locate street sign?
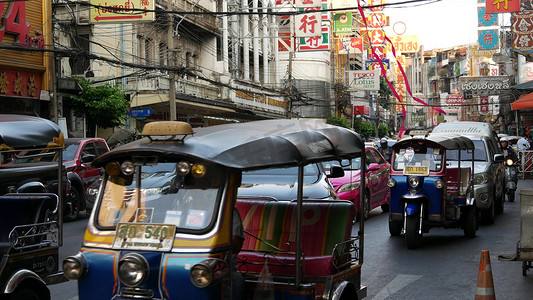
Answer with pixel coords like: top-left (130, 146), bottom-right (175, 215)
top-left (129, 108), bottom-right (153, 118)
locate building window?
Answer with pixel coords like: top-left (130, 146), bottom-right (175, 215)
top-left (145, 39), bottom-right (153, 65)
top-left (69, 34), bottom-right (90, 75)
top-left (159, 42), bottom-right (168, 66)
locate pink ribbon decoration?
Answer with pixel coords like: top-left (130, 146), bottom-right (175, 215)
top-left (356, 0), bottom-right (444, 136)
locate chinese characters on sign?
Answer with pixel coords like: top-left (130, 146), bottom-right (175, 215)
top-left (295, 11), bottom-right (322, 37)
top-left (511, 12), bottom-right (533, 53)
top-left (478, 29), bottom-right (499, 50)
top-left (0, 70), bottom-right (42, 99)
top-left (479, 96), bottom-right (489, 115)
top-left (486, 0), bottom-right (520, 14)
top-left (478, 6), bottom-right (498, 27)
top-left (90, 0), bottom-right (155, 23)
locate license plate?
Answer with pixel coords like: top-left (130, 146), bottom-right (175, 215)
top-left (403, 166), bottom-right (429, 176)
top-left (112, 223), bottom-right (176, 251)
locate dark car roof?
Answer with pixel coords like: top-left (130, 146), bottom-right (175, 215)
top-left (0, 114), bottom-right (63, 150)
top-left (93, 119), bottom-right (365, 171)
top-left (394, 134), bottom-right (475, 151)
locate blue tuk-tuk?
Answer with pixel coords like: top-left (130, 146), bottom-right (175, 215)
top-left (387, 133), bottom-right (477, 249)
top-left (62, 119), bottom-right (368, 299)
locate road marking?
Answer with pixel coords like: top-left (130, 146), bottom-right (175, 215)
top-left (372, 274), bottom-right (422, 300)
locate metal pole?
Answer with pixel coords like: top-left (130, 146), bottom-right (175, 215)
top-left (295, 165), bottom-right (304, 287)
top-left (168, 0), bottom-right (176, 121)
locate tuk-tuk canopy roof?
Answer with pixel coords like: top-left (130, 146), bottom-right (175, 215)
top-left (94, 119), bottom-right (365, 170)
top-left (393, 134), bottom-right (475, 151)
top-left (0, 114), bottom-right (64, 150)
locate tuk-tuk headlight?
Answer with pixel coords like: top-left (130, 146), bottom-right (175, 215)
top-left (337, 181), bottom-right (361, 193)
top-left (191, 163), bottom-right (206, 178)
top-left (434, 179), bottom-right (444, 189)
top-left (177, 161), bottom-right (191, 176)
top-left (105, 162), bottom-right (121, 176)
top-left (506, 159), bottom-right (513, 166)
top-left (408, 176), bottom-right (420, 188)
top-left (474, 173), bottom-right (489, 185)
top-left (387, 178), bottom-right (396, 188)
top-left (62, 253), bottom-right (87, 280)
top-left (190, 259), bottom-right (228, 288)
top-left (190, 264), bottom-right (212, 288)
top-left (121, 160), bottom-right (135, 176)
top-left (118, 253), bottom-right (149, 287)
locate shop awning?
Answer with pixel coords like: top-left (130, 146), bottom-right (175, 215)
top-left (511, 92), bottom-right (533, 110)
top-left (511, 80), bottom-right (533, 90)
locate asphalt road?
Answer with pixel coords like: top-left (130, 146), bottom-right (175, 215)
top-left (50, 180), bottom-right (533, 299)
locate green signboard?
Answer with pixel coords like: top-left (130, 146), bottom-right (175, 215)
top-left (334, 13), bottom-right (353, 35)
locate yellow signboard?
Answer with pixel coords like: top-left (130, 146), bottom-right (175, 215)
top-left (386, 35), bottom-right (419, 53)
top-left (90, 0), bottom-right (155, 23)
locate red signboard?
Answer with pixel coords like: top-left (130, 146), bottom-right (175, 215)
top-left (353, 105), bottom-right (369, 115)
top-left (0, 69), bottom-right (42, 99)
top-left (479, 96), bottom-right (489, 115)
top-left (486, 0), bottom-right (520, 14)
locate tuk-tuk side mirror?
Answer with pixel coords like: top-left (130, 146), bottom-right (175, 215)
top-left (368, 163), bottom-right (379, 171)
top-left (327, 165), bottom-right (345, 178)
top-left (493, 153), bottom-right (504, 163)
top-left (81, 153), bottom-right (96, 164)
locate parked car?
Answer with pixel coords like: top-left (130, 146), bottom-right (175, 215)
top-left (62, 138), bottom-right (110, 220)
top-left (323, 146), bottom-right (391, 220)
top-left (238, 163), bottom-right (342, 201)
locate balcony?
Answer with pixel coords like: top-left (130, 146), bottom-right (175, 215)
top-left (160, 0), bottom-right (219, 35)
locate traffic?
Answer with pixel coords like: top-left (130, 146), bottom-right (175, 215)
top-left (0, 116), bottom-right (531, 299)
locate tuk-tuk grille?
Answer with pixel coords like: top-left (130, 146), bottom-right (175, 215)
top-left (120, 287), bottom-right (154, 299)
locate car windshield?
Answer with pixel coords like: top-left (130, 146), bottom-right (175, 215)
top-left (63, 143), bottom-right (80, 161)
top-left (96, 162), bottom-right (222, 232)
top-left (446, 140), bottom-right (487, 162)
top-left (11, 149), bottom-right (56, 163)
top-left (323, 158), bottom-right (361, 170)
top-left (242, 164), bottom-right (321, 185)
top-left (393, 146), bottom-right (443, 172)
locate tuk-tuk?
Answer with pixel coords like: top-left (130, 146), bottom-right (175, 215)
top-left (387, 132), bottom-right (477, 249)
top-left (0, 115), bottom-right (67, 299)
top-left (62, 119), bottom-right (368, 299)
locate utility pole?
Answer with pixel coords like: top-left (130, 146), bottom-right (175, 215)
top-left (168, 0), bottom-right (176, 121)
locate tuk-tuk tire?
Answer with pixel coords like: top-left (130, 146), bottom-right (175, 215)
top-left (405, 215), bottom-right (422, 249)
top-left (495, 189), bottom-right (504, 215)
top-left (381, 203), bottom-right (390, 212)
top-left (331, 280), bottom-right (358, 300)
top-left (463, 206), bottom-right (477, 238)
top-left (389, 220), bottom-right (402, 236)
top-left (65, 185), bottom-right (81, 222)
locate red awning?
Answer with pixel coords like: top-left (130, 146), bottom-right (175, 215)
top-left (512, 92), bottom-right (533, 110)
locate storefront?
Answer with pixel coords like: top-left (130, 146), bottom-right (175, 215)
top-left (0, 0), bottom-right (53, 117)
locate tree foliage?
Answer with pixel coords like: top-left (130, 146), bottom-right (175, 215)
top-left (326, 115), bottom-right (351, 129)
top-left (378, 77), bottom-right (392, 110)
top-left (70, 78), bottom-right (130, 129)
top-left (353, 118), bottom-right (375, 139)
top-left (378, 123), bottom-right (389, 137)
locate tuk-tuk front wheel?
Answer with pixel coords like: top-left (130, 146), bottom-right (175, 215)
top-left (7, 288), bottom-right (42, 300)
top-left (405, 215), bottom-right (422, 249)
top-left (463, 206), bottom-right (478, 238)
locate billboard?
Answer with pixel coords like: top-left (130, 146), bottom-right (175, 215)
top-left (386, 35), bottom-right (419, 53)
top-left (347, 70), bottom-right (379, 91)
top-left (90, 0), bottom-right (155, 23)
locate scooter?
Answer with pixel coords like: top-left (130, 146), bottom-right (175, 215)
top-left (505, 155), bottom-right (519, 202)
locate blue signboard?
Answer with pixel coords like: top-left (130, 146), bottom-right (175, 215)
top-left (365, 59), bottom-right (390, 70)
top-left (478, 29), bottom-right (499, 50)
top-left (478, 7), bottom-right (498, 27)
top-left (129, 108), bottom-right (153, 118)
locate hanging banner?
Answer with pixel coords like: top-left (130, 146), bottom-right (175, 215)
top-left (478, 6), bottom-right (498, 27)
top-left (369, 0), bottom-right (384, 12)
top-left (338, 37), bottom-right (363, 54)
top-left (333, 13), bottom-right (353, 35)
top-left (366, 13), bottom-right (388, 28)
top-left (347, 70), bottom-right (379, 91)
top-left (478, 29), bottom-right (499, 50)
top-left (386, 35), bottom-right (419, 53)
top-left (369, 29), bottom-right (386, 44)
top-left (486, 0), bottom-right (520, 14)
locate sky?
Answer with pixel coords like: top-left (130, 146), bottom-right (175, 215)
top-left (383, 0), bottom-right (482, 50)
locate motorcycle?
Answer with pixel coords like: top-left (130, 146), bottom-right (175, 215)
top-left (504, 155), bottom-right (519, 202)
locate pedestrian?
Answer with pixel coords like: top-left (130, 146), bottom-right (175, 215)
top-left (500, 139), bottom-right (518, 162)
top-left (518, 136), bottom-right (531, 151)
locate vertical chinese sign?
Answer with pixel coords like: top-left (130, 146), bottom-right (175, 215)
top-left (511, 12), bottom-right (533, 55)
top-left (299, 0), bottom-right (329, 51)
top-left (0, 0), bottom-right (48, 99)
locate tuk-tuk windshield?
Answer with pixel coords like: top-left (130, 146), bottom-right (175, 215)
top-left (96, 162), bottom-right (222, 232)
top-left (393, 146), bottom-right (443, 172)
top-left (322, 158), bottom-right (361, 170)
top-left (445, 140), bottom-right (487, 162)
